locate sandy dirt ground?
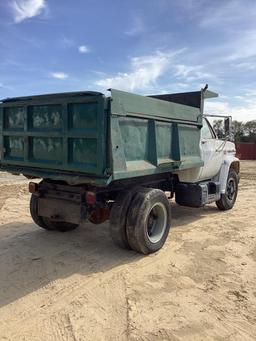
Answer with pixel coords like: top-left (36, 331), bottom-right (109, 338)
top-left (0, 161), bottom-right (255, 341)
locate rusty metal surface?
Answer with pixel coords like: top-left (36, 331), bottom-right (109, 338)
top-left (89, 207), bottom-right (110, 224)
top-left (38, 197), bottom-right (81, 224)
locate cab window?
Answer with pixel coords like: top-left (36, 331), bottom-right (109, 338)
top-left (201, 118), bottom-right (215, 139)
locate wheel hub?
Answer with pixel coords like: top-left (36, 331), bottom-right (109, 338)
top-left (146, 203), bottom-right (167, 244)
top-left (227, 179), bottom-right (236, 201)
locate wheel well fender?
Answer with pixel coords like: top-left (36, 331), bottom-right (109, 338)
top-left (219, 157), bottom-right (240, 194)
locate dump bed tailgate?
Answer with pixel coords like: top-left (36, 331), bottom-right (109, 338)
top-left (0, 92), bottom-right (107, 178)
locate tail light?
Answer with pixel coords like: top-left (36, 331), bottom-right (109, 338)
top-left (29, 182), bottom-right (38, 194)
top-left (85, 191), bottom-right (96, 205)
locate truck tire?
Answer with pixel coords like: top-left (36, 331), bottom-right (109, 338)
top-left (30, 195), bottom-right (52, 230)
top-left (30, 195), bottom-right (78, 232)
top-left (216, 169), bottom-right (238, 210)
top-left (109, 190), bottom-right (133, 249)
top-left (126, 189), bottom-right (171, 254)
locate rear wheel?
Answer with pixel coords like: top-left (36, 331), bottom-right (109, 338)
top-left (109, 190), bottom-right (134, 249)
top-left (30, 195), bottom-right (51, 230)
top-left (30, 195), bottom-right (78, 232)
top-left (216, 169), bottom-right (238, 210)
top-left (126, 189), bottom-right (171, 254)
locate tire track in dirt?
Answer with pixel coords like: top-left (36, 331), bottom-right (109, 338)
top-left (0, 163), bottom-right (256, 340)
top-left (0, 183), bottom-right (28, 210)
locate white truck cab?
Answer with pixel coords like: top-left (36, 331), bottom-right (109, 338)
top-left (175, 114), bottom-right (240, 211)
top-left (200, 117), bottom-right (224, 180)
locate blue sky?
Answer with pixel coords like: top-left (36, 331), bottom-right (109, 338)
top-left (0, 0), bottom-right (256, 121)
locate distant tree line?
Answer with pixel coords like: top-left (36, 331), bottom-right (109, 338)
top-left (213, 119), bottom-right (256, 143)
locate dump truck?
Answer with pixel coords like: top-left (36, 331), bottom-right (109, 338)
top-left (0, 87), bottom-right (240, 254)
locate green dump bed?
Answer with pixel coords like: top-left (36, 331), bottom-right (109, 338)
top-left (0, 88), bottom-right (216, 186)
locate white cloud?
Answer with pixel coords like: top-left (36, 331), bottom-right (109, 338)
top-left (245, 90), bottom-right (256, 97)
top-left (234, 61), bottom-right (256, 70)
top-left (185, 0), bottom-right (256, 29)
top-left (78, 45), bottom-right (90, 54)
top-left (95, 49), bottom-right (185, 92)
top-left (174, 64), bottom-right (215, 82)
top-left (0, 82), bottom-right (13, 91)
top-left (10, 0), bottom-right (46, 23)
top-left (50, 72), bottom-right (69, 80)
top-left (177, 83), bottom-right (190, 89)
top-left (125, 15), bottom-right (145, 36)
top-left (176, 2), bottom-right (256, 64)
top-left (93, 45), bottom-right (254, 122)
top-left (224, 30), bottom-right (256, 62)
top-left (205, 100), bottom-right (256, 122)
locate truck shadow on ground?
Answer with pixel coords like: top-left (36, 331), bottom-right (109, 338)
top-left (0, 202), bottom-right (220, 307)
top-left (171, 202), bottom-right (221, 227)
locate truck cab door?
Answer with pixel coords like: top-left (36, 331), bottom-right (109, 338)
top-left (199, 118), bottom-right (223, 180)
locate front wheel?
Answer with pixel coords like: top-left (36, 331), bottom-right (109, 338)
top-left (126, 189), bottom-right (171, 254)
top-left (216, 169), bottom-right (238, 210)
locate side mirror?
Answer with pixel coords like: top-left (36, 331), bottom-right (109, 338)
top-left (224, 117), bottom-right (231, 137)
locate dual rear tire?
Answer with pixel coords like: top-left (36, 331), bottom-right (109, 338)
top-left (31, 189), bottom-right (171, 254)
top-left (110, 188), bottom-right (171, 254)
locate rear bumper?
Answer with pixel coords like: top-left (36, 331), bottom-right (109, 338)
top-left (38, 197), bottom-right (85, 225)
top-left (34, 181), bottom-right (89, 225)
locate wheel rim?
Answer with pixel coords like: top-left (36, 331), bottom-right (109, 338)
top-left (226, 178), bottom-right (236, 201)
top-left (146, 203), bottom-right (167, 244)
